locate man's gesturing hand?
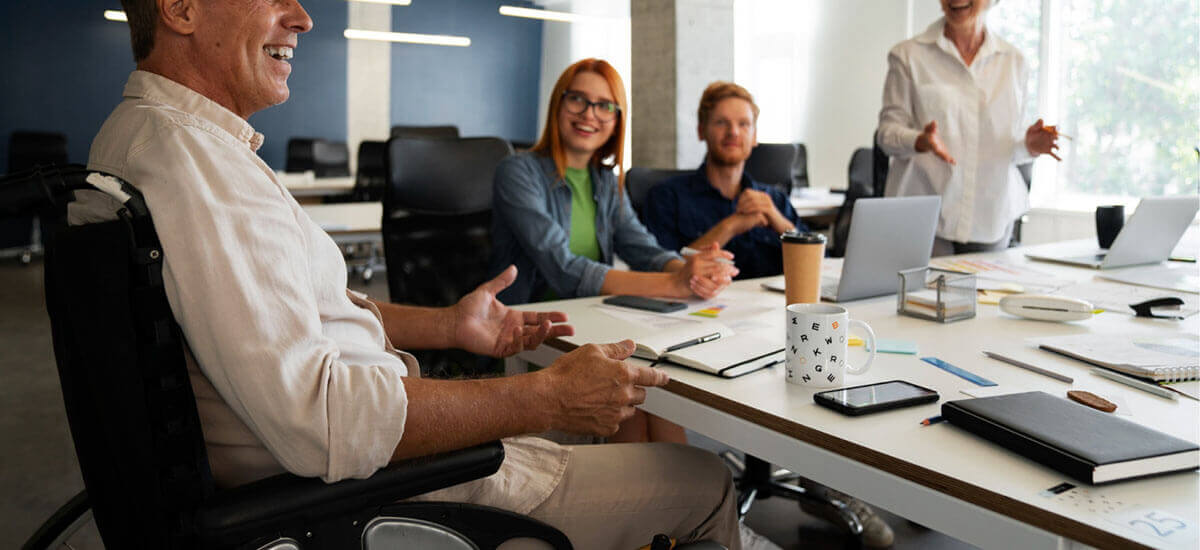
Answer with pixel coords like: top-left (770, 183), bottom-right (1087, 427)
top-left (454, 265), bottom-right (574, 357)
top-left (535, 340), bottom-right (670, 437)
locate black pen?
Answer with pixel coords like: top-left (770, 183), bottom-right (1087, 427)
top-left (665, 332), bottom-right (722, 353)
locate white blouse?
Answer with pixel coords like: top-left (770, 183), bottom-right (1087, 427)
top-left (877, 18), bottom-right (1034, 244)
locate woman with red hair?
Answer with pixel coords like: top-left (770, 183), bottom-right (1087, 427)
top-left (490, 59), bottom-right (737, 444)
top-left (490, 58), bottom-right (737, 307)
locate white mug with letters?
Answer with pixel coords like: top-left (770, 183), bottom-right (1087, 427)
top-left (786, 303), bottom-right (876, 388)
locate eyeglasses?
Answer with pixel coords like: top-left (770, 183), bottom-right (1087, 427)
top-left (561, 91), bottom-right (621, 122)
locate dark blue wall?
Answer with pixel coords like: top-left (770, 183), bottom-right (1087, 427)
top-left (391, 0), bottom-right (543, 143)
top-left (0, 0), bottom-right (346, 171)
top-left (0, 1), bottom-right (134, 172)
top-left (0, 0), bottom-right (543, 172)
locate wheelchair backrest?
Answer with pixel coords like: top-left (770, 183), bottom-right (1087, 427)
top-left (29, 167), bottom-right (214, 548)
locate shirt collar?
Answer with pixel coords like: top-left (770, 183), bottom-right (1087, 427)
top-left (122, 70), bottom-right (266, 152)
top-left (693, 161), bottom-right (756, 198)
top-left (918, 17), bottom-right (1010, 65)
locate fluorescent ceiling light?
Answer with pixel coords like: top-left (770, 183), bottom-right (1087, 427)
top-left (498, 5), bottom-right (606, 23)
top-left (343, 29), bottom-right (471, 47)
top-left (104, 9), bottom-right (127, 22)
top-left (346, 0), bottom-right (412, 5)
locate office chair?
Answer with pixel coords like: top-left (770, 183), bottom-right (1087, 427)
top-left (1010, 162), bottom-right (1033, 247)
top-left (830, 148), bottom-right (877, 258)
top-left (390, 124), bottom-right (460, 139)
top-left (312, 140), bottom-right (351, 178)
top-left (3, 164), bottom-right (571, 550)
top-left (745, 142), bottom-right (799, 197)
top-left (625, 166), bottom-right (691, 224)
top-left (3, 131), bottom-right (67, 263)
top-left (285, 137), bottom-right (318, 173)
top-left (382, 136), bottom-right (513, 377)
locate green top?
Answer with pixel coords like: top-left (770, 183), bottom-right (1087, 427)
top-left (564, 166), bottom-right (602, 262)
top-left (541, 167), bottom-right (601, 301)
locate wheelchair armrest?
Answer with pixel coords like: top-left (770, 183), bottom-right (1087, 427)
top-left (196, 440), bottom-right (504, 539)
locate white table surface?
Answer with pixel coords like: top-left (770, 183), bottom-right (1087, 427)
top-left (512, 246), bottom-right (1199, 550)
top-left (300, 202), bottom-right (381, 234)
top-left (790, 188), bottom-right (845, 218)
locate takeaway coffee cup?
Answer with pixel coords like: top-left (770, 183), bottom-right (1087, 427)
top-left (1095, 205), bottom-right (1124, 250)
top-left (786, 303), bottom-right (876, 388)
top-left (781, 231), bottom-right (826, 305)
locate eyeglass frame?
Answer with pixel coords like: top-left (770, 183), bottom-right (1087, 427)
top-left (560, 90), bottom-right (622, 122)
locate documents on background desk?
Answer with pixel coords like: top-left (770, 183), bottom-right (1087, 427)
top-left (929, 257), bottom-right (1067, 293)
top-left (942, 391), bottom-right (1200, 484)
top-left (1033, 333), bottom-right (1200, 382)
top-left (1096, 263), bottom-right (1200, 294)
top-left (1051, 280), bottom-right (1199, 317)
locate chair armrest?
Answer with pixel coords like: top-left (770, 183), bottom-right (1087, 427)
top-left (196, 441), bottom-right (504, 540)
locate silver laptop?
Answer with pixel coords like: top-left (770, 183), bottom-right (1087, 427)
top-left (1026, 196), bottom-right (1199, 269)
top-left (822, 196), bottom-right (941, 302)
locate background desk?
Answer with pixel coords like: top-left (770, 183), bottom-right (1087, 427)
top-left (511, 248), bottom-right (1199, 550)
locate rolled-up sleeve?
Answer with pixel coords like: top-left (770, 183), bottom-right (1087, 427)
top-left (125, 123), bottom-right (407, 482)
top-left (492, 156), bottom-right (611, 297)
top-left (877, 49), bottom-right (923, 159)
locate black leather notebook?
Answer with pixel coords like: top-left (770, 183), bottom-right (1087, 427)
top-left (942, 391), bottom-right (1199, 484)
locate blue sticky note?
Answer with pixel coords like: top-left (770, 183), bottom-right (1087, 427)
top-left (867, 338), bottom-right (919, 355)
top-left (920, 356), bottom-right (998, 387)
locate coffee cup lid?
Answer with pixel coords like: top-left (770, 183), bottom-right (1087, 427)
top-left (781, 231), bottom-right (826, 245)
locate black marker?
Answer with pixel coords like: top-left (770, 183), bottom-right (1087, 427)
top-left (664, 332), bottom-right (721, 353)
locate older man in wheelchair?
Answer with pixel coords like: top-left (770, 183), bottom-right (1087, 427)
top-left (8, 0), bottom-right (754, 548)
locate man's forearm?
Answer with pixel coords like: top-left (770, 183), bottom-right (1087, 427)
top-left (370, 299), bottom-right (456, 350)
top-left (391, 373), bottom-right (552, 460)
top-left (688, 218), bottom-right (740, 249)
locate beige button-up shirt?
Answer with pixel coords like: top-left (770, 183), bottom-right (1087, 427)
top-left (85, 71), bottom-right (567, 514)
top-left (878, 18), bottom-right (1034, 244)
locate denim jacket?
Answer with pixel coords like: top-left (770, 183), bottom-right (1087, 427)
top-left (490, 152), bottom-right (680, 304)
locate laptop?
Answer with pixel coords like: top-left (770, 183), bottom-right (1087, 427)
top-left (763, 197), bottom-right (941, 300)
top-left (818, 196), bottom-right (941, 302)
top-left (1026, 196), bottom-right (1199, 269)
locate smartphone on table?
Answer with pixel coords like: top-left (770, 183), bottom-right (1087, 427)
top-left (813, 380), bottom-right (939, 416)
top-left (602, 295), bottom-right (687, 313)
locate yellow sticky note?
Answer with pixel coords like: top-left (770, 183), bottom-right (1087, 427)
top-left (848, 337), bottom-right (864, 347)
top-left (977, 290), bottom-right (1004, 305)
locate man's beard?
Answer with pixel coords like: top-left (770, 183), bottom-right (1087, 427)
top-left (707, 147), bottom-right (749, 168)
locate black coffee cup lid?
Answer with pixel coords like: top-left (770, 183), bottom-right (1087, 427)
top-left (781, 231), bottom-right (826, 244)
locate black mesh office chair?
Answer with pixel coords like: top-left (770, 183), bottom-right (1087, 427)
top-left (3, 165), bottom-right (570, 550)
top-left (830, 148), bottom-right (877, 258)
top-left (390, 125), bottom-right (460, 139)
top-left (745, 142), bottom-right (800, 196)
top-left (1010, 162), bottom-right (1033, 246)
top-left (382, 137), bottom-right (513, 377)
top-left (4, 131), bottom-right (67, 263)
top-left (285, 137), bottom-right (317, 173)
top-left (625, 166), bottom-right (691, 224)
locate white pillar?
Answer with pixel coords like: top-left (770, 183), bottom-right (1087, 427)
top-left (346, 3), bottom-right (391, 173)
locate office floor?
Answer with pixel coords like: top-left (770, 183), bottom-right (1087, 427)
top-left (0, 258), bottom-right (974, 549)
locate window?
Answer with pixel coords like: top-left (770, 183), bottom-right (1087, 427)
top-left (995, 0), bottom-right (1199, 210)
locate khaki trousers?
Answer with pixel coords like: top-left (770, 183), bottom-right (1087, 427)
top-left (521, 442), bottom-right (741, 550)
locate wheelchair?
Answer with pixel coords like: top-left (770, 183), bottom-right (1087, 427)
top-left (6, 165), bottom-right (574, 549)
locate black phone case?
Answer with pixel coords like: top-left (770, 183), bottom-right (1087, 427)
top-left (601, 295), bottom-right (687, 313)
top-left (813, 380), bottom-right (940, 416)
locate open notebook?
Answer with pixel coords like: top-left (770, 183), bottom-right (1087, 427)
top-left (631, 323), bottom-right (784, 378)
top-left (1035, 333), bottom-right (1200, 382)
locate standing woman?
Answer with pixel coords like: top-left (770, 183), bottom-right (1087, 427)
top-left (491, 58), bottom-right (736, 443)
top-left (877, 0), bottom-right (1059, 256)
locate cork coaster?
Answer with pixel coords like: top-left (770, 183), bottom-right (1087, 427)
top-left (1068, 390), bottom-right (1118, 413)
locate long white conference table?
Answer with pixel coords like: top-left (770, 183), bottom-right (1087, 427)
top-left (510, 244), bottom-right (1199, 550)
